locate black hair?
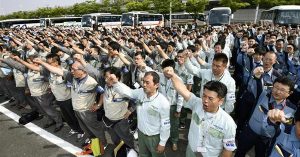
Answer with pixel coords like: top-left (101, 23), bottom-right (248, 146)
top-left (254, 47), bottom-right (266, 55)
top-left (104, 67), bottom-right (121, 81)
top-left (76, 43), bottom-right (85, 50)
top-left (46, 53), bottom-right (61, 65)
top-left (39, 40), bottom-right (49, 48)
top-left (10, 50), bottom-right (21, 57)
top-left (213, 53), bottom-right (228, 65)
top-left (135, 51), bottom-right (146, 60)
top-left (128, 38), bottom-right (135, 44)
top-left (276, 39), bottom-right (285, 43)
top-left (287, 35), bottom-right (295, 41)
top-left (168, 41), bottom-right (176, 48)
top-left (136, 42), bottom-right (143, 50)
top-left (214, 42), bottom-right (224, 49)
top-left (177, 49), bottom-right (184, 54)
top-left (287, 43), bottom-right (296, 50)
top-left (144, 71), bottom-right (160, 85)
top-left (91, 46), bottom-right (100, 54)
top-left (203, 81), bottom-right (227, 99)
top-left (108, 41), bottom-right (120, 51)
top-left (161, 59), bottom-right (175, 69)
top-left (273, 76), bottom-right (295, 92)
top-left (50, 47), bottom-right (60, 54)
top-left (187, 45), bottom-right (196, 53)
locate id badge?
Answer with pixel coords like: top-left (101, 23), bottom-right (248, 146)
top-left (134, 82), bottom-right (140, 89)
top-left (197, 146), bottom-right (207, 153)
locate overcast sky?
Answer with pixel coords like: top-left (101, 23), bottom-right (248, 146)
top-left (0, 0), bottom-right (91, 15)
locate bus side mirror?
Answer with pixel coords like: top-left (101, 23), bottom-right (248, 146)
top-left (231, 14), bottom-right (234, 19)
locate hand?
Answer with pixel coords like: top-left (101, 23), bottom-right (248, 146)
top-left (174, 112), bottom-right (181, 118)
top-left (156, 144), bottom-right (165, 153)
top-left (73, 54), bottom-right (83, 62)
top-left (90, 103), bottom-right (100, 112)
top-left (253, 66), bottom-right (264, 78)
top-left (156, 45), bottom-right (162, 50)
top-left (267, 109), bottom-right (287, 123)
top-left (11, 55), bottom-right (20, 61)
top-left (183, 49), bottom-right (193, 59)
top-left (138, 62), bottom-right (146, 69)
top-left (124, 110), bottom-right (132, 119)
top-left (247, 48), bottom-right (255, 56)
top-left (33, 58), bottom-right (43, 64)
top-left (163, 67), bottom-right (175, 78)
top-left (139, 37), bottom-right (145, 43)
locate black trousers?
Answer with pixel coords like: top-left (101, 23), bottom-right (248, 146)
top-left (57, 99), bottom-right (83, 133)
top-left (235, 125), bottom-right (271, 157)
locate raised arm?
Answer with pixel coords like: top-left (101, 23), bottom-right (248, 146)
top-left (33, 58), bottom-right (64, 76)
top-left (117, 52), bottom-right (132, 66)
top-left (166, 68), bottom-right (191, 101)
top-left (156, 45), bottom-right (169, 60)
top-left (1, 57), bottom-right (26, 73)
top-left (108, 73), bottom-right (139, 99)
top-left (184, 51), bottom-right (204, 78)
top-left (12, 56), bottom-right (40, 72)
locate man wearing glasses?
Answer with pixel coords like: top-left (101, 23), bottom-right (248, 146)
top-left (235, 76), bottom-right (297, 157)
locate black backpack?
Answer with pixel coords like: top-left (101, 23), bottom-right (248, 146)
top-left (18, 111), bottom-right (39, 125)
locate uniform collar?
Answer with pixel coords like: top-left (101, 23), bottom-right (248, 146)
top-left (265, 68), bottom-right (273, 77)
top-left (145, 91), bottom-right (159, 101)
top-left (76, 75), bottom-right (88, 84)
top-left (269, 95), bottom-right (286, 109)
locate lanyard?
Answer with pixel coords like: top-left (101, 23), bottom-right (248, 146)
top-left (141, 92), bottom-right (159, 104)
top-left (211, 72), bottom-right (225, 82)
top-left (105, 86), bottom-right (116, 99)
top-left (164, 79), bottom-right (172, 94)
top-left (73, 78), bottom-right (85, 93)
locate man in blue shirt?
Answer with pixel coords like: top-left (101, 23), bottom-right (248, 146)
top-left (266, 108), bottom-right (300, 157)
top-left (235, 76), bottom-right (297, 157)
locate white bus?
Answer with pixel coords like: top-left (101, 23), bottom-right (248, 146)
top-left (40, 17), bottom-right (82, 28)
top-left (259, 5), bottom-right (300, 27)
top-left (81, 13), bottom-right (122, 29)
top-left (121, 11), bottom-right (164, 28)
top-left (0, 18), bottom-right (40, 28)
top-left (165, 12), bottom-right (206, 27)
top-left (207, 7), bottom-right (233, 27)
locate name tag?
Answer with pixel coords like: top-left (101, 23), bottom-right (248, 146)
top-left (32, 78), bottom-right (44, 82)
top-left (134, 82), bottom-right (140, 89)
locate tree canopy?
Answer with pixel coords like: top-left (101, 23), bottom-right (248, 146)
top-left (1, 0), bottom-right (300, 20)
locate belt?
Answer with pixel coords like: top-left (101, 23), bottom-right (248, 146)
top-left (138, 130), bottom-right (159, 137)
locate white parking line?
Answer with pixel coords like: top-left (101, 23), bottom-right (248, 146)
top-left (0, 101), bottom-right (92, 157)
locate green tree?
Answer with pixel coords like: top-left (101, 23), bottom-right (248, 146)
top-left (111, 0), bottom-right (124, 14)
top-left (152, 0), bottom-right (185, 14)
top-left (220, 0), bottom-right (250, 12)
top-left (185, 0), bottom-right (208, 19)
top-left (126, 0), bottom-right (151, 12)
top-left (251, 0), bottom-right (295, 9)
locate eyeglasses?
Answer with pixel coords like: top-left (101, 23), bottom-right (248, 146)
top-left (272, 86), bottom-right (290, 94)
top-left (176, 55), bottom-right (184, 58)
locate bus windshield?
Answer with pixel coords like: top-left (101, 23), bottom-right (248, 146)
top-left (82, 16), bottom-right (93, 27)
top-left (275, 10), bottom-right (300, 25)
top-left (208, 10), bottom-right (230, 25)
top-left (122, 14), bottom-right (134, 26)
